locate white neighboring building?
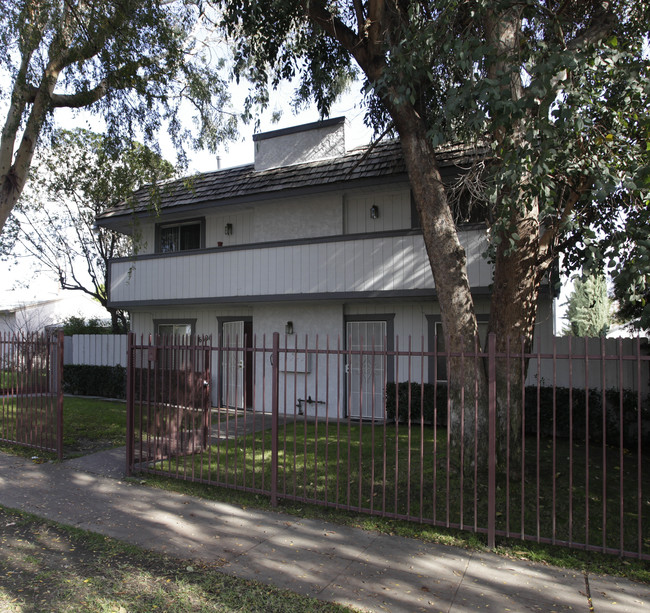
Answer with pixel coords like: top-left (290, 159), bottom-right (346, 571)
top-left (97, 117), bottom-right (558, 414)
top-left (0, 291), bottom-right (108, 336)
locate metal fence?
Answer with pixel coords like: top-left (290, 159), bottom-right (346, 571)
top-left (0, 331), bottom-right (64, 459)
top-left (126, 332), bottom-right (650, 559)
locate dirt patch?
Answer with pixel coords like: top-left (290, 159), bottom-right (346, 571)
top-left (64, 438), bottom-right (119, 457)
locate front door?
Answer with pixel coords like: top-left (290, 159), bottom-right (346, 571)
top-left (222, 320), bottom-right (245, 409)
top-left (346, 320), bottom-right (387, 419)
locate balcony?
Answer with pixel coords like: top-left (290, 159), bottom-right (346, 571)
top-left (107, 228), bottom-right (491, 307)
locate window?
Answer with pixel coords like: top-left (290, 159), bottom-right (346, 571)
top-left (155, 321), bottom-right (195, 370)
top-left (157, 220), bottom-right (203, 253)
top-left (429, 318), bottom-right (488, 383)
top-left (158, 323), bottom-right (193, 338)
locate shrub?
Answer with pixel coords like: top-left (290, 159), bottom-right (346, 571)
top-left (63, 365), bottom-right (126, 399)
top-left (524, 386), bottom-right (650, 450)
top-left (385, 381), bottom-right (448, 426)
top-left (386, 382), bottom-right (650, 449)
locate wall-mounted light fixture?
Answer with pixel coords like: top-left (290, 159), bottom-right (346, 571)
top-left (224, 223), bottom-right (233, 235)
top-left (285, 321), bottom-right (294, 335)
top-left (370, 205), bottom-right (379, 219)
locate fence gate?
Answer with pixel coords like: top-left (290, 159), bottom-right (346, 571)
top-left (0, 331), bottom-right (64, 459)
top-left (126, 333), bottom-right (212, 474)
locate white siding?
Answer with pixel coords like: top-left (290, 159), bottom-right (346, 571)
top-left (110, 229), bottom-right (491, 304)
top-left (114, 229), bottom-right (491, 304)
top-left (67, 334), bottom-right (128, 367)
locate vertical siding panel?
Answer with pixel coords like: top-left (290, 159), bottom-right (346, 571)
top-left (236, 250), bottom-right (245, 295)
top-left (325, 242), bottom-right (334, 292)
top-left (216, 251), bottom-right (225, 297)
top-left (274, 247), bottom-right (282, 295)
top-left (251, 249), bottom-right (263, 295)
top-left (365, 238), bottom-right (374, 291)
top-left (379, 236), bottom-right (388, 290)
top-left (268, 248), bottom-right (277, 295)
top-left (299, 244), bottom-right (309, 294)
top-left (290, 245), bottom-right (298, 294)
top-left (354, 239), bottom-right (363, 292)
top-left (183, 255), bottom-right (191, 299)
top-left (260, 248), bottom-right (269, 295)
top-left (234, 249), bottom-right (242, 294)
top-left (135, 261), bottom-right (144, 302)
top-left (208, 252), bottom-right (216, 297)
top-left (309, 243), bottom-right (318, 293)
top-left (244, 249), bottom-right (253, 295)
top-left (317, 242), bottom-right (327, 292)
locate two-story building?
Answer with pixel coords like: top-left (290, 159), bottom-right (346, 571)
top-left (97, 117), bottom-right (556, 417)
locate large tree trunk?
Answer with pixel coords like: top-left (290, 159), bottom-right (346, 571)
top-left (1, 58), bottom-right (61, 232)
top-left (489, 212), bottom-right (541, 471)
top-left (484, 5), bottom-right (541, 472)
top-left (389, 104), bottom-right (489, 473)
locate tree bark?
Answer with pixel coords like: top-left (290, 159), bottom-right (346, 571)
top-left (484, 5), bottom-right (539, 472)
top-left (389, 104), bottom-right (489, 472)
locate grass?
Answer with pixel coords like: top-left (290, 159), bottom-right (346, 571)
top-left (0, 505), bottom-right (352, 613)
top-left (0, 395), bottom-right (127, 459)
top-left (147, 418), bottom-right (650, 557)
top-left (2, 396), bottom-right (649, 584)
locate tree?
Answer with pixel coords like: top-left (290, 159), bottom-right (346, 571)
top-left (610, 196), bottom-right (650, 332)
top-left (2, 129), bottom-right (176, 333)
top-left (564, 272), bottom-right (611, 337)
top-left (0, 0), bottom-right (234, 235)
top-left (213, 1), bottom-right (650, 470)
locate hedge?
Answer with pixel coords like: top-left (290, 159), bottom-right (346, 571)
top-left (63, 365), bottom-right (126, 399)
top-left (386, 381), bottom-right (650, 449)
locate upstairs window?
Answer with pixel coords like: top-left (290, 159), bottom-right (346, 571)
top-left (157, 220), bottom-right (203, 253)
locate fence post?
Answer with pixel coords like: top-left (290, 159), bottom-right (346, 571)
top-left (271, 332), bottom-right (279, 507)
top-left (487, 332), bottom-right (496, 549)
top-left (56, 330), bottom-right (64, 461)
top-left (125, 332), bottom-right (135, 477)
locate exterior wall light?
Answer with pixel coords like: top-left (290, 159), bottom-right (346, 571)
top-left (285, 321), bottom-right (294, 335)
top-left (370, 205), bottom-right (379, 219)
top-left (225, 223), bottom-right (233, 235)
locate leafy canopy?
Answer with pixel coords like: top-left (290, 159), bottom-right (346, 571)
top-left (216, 0), bottom-right (649, 295)
top-left (3, 128), bottom-right (176, 331)
top-left (0, 0), bottom-right (235, 234)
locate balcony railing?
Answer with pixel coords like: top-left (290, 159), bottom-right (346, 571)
top-left (108, 229), bottom-right (491, 306)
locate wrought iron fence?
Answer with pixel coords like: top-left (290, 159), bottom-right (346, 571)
top-left (126, 332), bottom-right (649, 559)
top-left (0, 331), bottom-right (64, 459)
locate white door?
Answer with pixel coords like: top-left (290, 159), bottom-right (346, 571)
top-left (222, 321), bottom-right (244, 409)
top-left (347, 321), bottom-right (387, 419)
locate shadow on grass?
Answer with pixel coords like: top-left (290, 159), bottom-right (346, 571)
top-left (0, 506), bottom-right (352, 613)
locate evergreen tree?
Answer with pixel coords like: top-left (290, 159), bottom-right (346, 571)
top-left (564, 273), bottom-right (611, 337)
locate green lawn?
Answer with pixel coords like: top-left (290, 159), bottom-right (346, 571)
top-left (147, 419), bottom-right (650, 558)
top-left (0, 395), bottom-right (127, 458)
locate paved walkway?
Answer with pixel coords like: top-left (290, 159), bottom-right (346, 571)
top-left (0, 449), bottom-right (648, 612)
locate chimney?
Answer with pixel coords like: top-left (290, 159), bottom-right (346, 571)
top-left (253, 117), bottom-right (347, 171)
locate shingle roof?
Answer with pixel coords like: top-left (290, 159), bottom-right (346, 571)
top-left (97, 139), bottom-right (487, 222)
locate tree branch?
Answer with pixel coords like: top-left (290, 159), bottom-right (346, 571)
top-left (565, 4), bottom-right (617, 51)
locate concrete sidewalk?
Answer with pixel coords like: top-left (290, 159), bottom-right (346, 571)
top-left (0, 449), bottom-right (647, 612)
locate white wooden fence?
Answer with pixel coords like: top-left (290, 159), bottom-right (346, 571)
top-left (63, 334), bottom-right (128, 367)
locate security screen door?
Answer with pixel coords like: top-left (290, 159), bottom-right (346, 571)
top-left (222, 320), bottom-right (245, 409)
top-left (346, 320), bottom-right (386, 419)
